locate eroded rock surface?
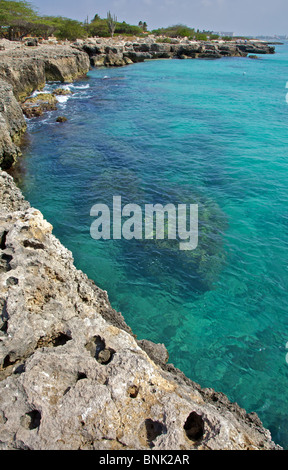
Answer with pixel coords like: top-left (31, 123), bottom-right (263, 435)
top-left (0, 170), bottom-right (281, 450)
top-left (0, 80), bottom-right (27, 170)
top-left (0, 41), bottom-right (90, 169)
top-left (73, 37), bottom-right (275, 66)
top-left (0, 43), bottom-right (90, 101)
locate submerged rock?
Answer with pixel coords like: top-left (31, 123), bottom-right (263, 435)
top-left (56, 116), bottom-right (67, 122)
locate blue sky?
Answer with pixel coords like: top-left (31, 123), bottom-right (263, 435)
top-left (30, 0), bottom-right (287, 36)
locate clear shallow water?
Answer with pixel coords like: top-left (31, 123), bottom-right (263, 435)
top-left (16, 44), bottom-right (288, 447)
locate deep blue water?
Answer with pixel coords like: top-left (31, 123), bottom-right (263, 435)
top-left (17, 43), bottom-right (288, 448)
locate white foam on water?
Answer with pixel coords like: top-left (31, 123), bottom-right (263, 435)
top-left (31, 89), bottom-right (51, 97)
top-left (56, 95), bottom-right (70, 104)
top-left (61, 84), bottom-right (73, 90)
top-left (70, 83), bottom-right (90, 89)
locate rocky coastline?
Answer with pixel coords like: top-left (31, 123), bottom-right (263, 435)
top-left (0, 38), bottom-right (281, 450)
top-left (73, 36), bottom-right (275, 66)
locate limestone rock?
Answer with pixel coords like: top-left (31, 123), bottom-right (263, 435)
top-left (73, 37), bottom-right (275, 67)
top-left (0, 43), bottom-right (90, 102)
top-left (0, 39), bottom-right (281, 451)
top-left (0, 80), bottom-right (27, 170)
top-left (0, 41), bottom-right (90, 169)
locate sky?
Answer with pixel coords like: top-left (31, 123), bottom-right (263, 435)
top-left (29, 0), bottom-right (287, 37)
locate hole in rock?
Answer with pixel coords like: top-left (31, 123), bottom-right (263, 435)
top-left (77, 372), bottom-right (87, 381)
top-left (184, 412), bottom-right (205, 442)
top-left (143, 419), bottom-right (167, 448)
top-left (85, 335), bottom-right (115, 365)
top-left (14, 362), bottom-right (26, 374)
top-left (0, 231), bottom-right (8, 250)
top-left (37, 331), bottom-right (72, 348)
top-left (127, 385), bottom-right (139, 398)
top-left (0, 298), bottom-right (8, 333)
top-left (0, 253), bottom-right (13, 272)
top-left (26, 410), bottom-right (41, 430)
top-left (3, 354), bottom-right (15, 368)
top-left (52, 332), bottom-right (72, 347)
top-left (0, 321), bottom-right (8, 334)
top-left (23, 240), bottom-right (45, 250)
top-left (6, 276), bottom-right (18, 286)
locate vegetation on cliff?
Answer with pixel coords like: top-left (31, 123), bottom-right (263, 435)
top-left (151, 24), bottom-right (221, 41)
top-left (0, 0), bottom-right (84, 40)
top-left (0, 0), bottom-right (229, 42)
top-left (0, 1), bottom-right (147, 40)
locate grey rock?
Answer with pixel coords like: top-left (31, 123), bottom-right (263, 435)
top-left (74, 37), bottom-right (275, 66)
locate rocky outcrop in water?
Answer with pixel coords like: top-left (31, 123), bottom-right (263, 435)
top-left (21, 93), bottom-right (58, 118)
top-left (0, 170), bottom-right (281, 450)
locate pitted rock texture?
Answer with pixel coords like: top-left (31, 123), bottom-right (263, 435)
top-left (0, 170), bottom-right (281, 450)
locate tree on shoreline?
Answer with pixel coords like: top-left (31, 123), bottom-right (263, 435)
top-left (0, 0), bottom-right (37, 40)
top-left (0, 0), bottom-right (88, 40)
top-left (138, 21), bottom-right (148, 32)
top-left (107, 11), bottom-right (117, 38)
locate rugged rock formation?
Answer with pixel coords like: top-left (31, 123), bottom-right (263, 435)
top-left (0, 80), bottom-right (27, 170)
top-left (21, 93), bottom-right (58, 118)
top-left (0, 43), bottom-right (90, 101)
top-left (0, 41), bottom-right (90, 169)
top-left (0, 170), bottom-right (282, 450)
top-left (73, 37), bottom-right (275, 66)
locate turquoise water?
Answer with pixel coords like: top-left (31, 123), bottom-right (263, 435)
top-left (16, 44), bottom-right (288, 447)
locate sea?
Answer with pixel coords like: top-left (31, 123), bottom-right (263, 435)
top-left (14, 42), bottom-right (288, 448)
